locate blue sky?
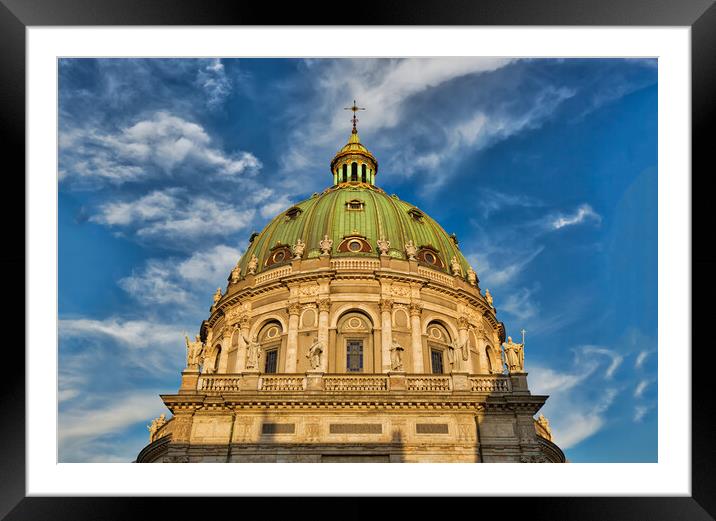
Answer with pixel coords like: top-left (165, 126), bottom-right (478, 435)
top-left (58, 58), bottom-right (657, 463)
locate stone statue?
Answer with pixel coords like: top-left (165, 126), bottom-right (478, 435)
top-left (405, 240), bottom-right (417, 261)
top-left (450, 256), bottom-right (463, 276)
top-left (319, 235), bottom-right (333, 256)
top-left (537, 414), bottom-right (552, 440)
top-left (466, 267), bottom-right (477, 286)
top-left (147, 413), bottom-right (167, 442)
top-left (202, 344), bottom-right (218, 374)
top-left (485, 288), bottom-right (493, 307)
top-left (446, 337), bottom-right (468, 372)
top-left (390, 340), bottom-right (405, 371)
top-left (242, 332), bottom-right (262, 370)
top-left (212, 287), bottom-right (222, 305)
top-left (292, 238), bottom-right (306, 259)
top-left (247, 254), bottom-right (258, 275)
top-left (502, 336), bottom-right (524, 373)
top-left (185, 334), bottom-right (205, 368)
top-left (377, 237), bottom-right (390, 256)
top-left (230, 261), bottom-right (241, 284)
top-left (306, 337), bottom-right (324, 371)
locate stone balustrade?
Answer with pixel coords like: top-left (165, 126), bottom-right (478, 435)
top-left (469, 375), bottom-right (512, 393)
top-left (417, 266), bottom-right (455, 287)
top-left (406, 375), bottom-right (452, 392)
top-left (194, 373), bottom-right (513, 394)
top-left (254, 265), bottom-right (292, 284)
top-left (331, 258), bottom-right (381, 271)
top-left (323, 374), bottom-right (389, 391)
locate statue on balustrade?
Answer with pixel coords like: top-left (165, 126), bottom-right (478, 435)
top-left (502, 336), bottom-right (525, 373)
top-left (202, 344), bottom-right (218, 374)
top-left (306, 337), bottom-right (324, 371)
top-left (377, 237), bottom-right (390, 256)
top-left (242, 332), bottom-right (262, 370)
top-left (247, 254), bottom-right (258, 275)
top-left (147, 413), bottom-right (167, 442)
top-left (390, 341), bottom-right (405, 371)
top-left (292, 238), bottom-right (306, 259)
top-left (185, 334), bottom-right (205, 369)
top-left (319, 235), bottom-right (333, 256)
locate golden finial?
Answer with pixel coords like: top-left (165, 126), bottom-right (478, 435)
top-left (344, 100), bottom-right (365, 134)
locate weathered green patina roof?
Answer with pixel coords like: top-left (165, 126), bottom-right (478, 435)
top-left (238, 183), bottom-right (473, 278)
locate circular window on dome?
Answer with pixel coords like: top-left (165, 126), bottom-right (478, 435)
top-left (424, 252), bottom-right (436, 265)
top-left (273, 250), bottom-right (286, 263)
top-left (348, 240), bottom-right (362, 252)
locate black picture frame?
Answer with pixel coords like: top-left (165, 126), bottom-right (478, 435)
top-left (3, 0), bottom-right (713, 519)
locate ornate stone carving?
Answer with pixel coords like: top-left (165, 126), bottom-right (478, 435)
top-left (247, 254), bottom-right (258, 275)
top-left (299, 284), bottom-right (319, 296)
top-left (319, 235), bottom-right (333, 256)
top-left (242, 332), bottom-right (262, 370)
top-left (390, 284), bottom-right (410, 297)
top-left (185, 334), bottom-right (204, 368)
top-left (502, 336), bottom-right (525, 373)
top-left (390, 341), bottom-right (405, 371)
top-left (226, 306), bottom-right (242, 325)
top-left (165, 455), bottom-right (190, 463)
top-left (287, 302), bottom-right (302, 316)
top-left (318, 298), bottom-right (331, 312)
top-left (450, 256), bottom-right (463, 276)
top-left (485, 288), bottom-right (494, 307)
top-left (230, 261), bottom-right (242, 284)
top-left (147, 414), bottom-right (167, 442)
top-left (404, 240), bottom-right (417, 260)
top-left (377, 237), bottom-right (390, 256)
top-left (306, 337), bottom-right (324, 370)
top-left (446, 338), bottom-right (468, 372)
top-left (212, 287), bottom-right (222, 306)
top-left (537, 414), bottom-right (552, 441)
top-left (291, 238), bottom-right (306, 259)
top-left (520, 454), bottom-right (548, 463)
top-left (466, 267), bottom-right (477, 286)
top-left (408, 303), bottom-right (422, 316)
top-left (379, 299), bottom-right (394, 313)
top-left (457, 315), bottom-right (469, 330)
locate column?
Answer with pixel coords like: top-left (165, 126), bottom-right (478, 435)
top-left (409, 303), bottom-right (424, 373)
top-left (218, 327), bottom-right (233, 373)
top-left (285, 302), bottom-right (301, 372)
top-left (379, 299), bottom-right (393, 373)
top-left (317, 298), bottom-right (330, 372)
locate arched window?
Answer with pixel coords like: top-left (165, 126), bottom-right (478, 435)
top-left (361, 164), bottom-right (367, 183)
top-left (485, 345), bottom-right (494, 373)
top-left (342, 163), bottom-right (347, 183)
top-left (337, 311), bottom-right (374, 373)
top-left (351, 162), bottom-right (358, 182)
top-left (427, 322), bottom-right (452, 374)
top-left (258, 321), bottom-right (282, 373)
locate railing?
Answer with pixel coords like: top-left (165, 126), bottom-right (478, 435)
top-left (254, 265), bottom-right (292, 284)
top-left (198, 376), bottom-right (242, 392)
top-left (469, 376), bottom-right (512, 393)
top-left (417, 267), bottom-right (455, 287)
top-left (324, 375), bottom-right (389, 391)
top-left (406, 375), bottom-right (452, 392)
top-left (260, 375), bottom-right (306, 391)
top-left (196, 372), bottom-right (511, 394)
top-left (331, 258), bottom-right (381, 271)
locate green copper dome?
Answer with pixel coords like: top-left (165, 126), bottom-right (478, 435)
top-left (238, 183), bottom-right (473, 279)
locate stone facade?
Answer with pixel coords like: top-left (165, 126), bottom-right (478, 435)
top-left (135, 119), bottom-right (565, 464)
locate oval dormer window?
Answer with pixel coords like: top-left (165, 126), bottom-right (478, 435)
top-left (285, 207), bottom-right (302, 220)
top-left (408, 208), bottom-right (424, 223)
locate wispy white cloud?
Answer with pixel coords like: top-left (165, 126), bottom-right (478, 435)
top-left (635, 350), bottom-right (649, 369)
top-left (551, 204), bottom-right (602, 230)
top-left (90, 189), bottom-right (255, 242)
top-left (552, 388), bottom-right (618, 449)
top-left (60, 111), bottom-right (260, 185)
top-left (468, 246), bottom-right (544, 289)
top-left (633, 404), bottom-right (654, 423)
top-left (119, 244), bottom-right (242, 308)
top-left (499, 287), bottom-right (539, 321)
top-left (580, 346), bottom-right (623, 379)
top-left (196, 58), bottom-right (231, 108)
top-left (59, 317), bottom-right (185, 350)
top-left (634, 379), bottom-right (651, 398)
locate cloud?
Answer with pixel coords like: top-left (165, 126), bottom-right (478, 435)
top-left (90, 189), bottom-right (255, 242)
top-left (580, 346), bottom-right (623, 379)
top-left (469, 246), bottom-right (544, 289)
top-left (552, 388), bottom-right (618, 449)
top-left (633, 404), bottom-right (655, 423)
top-left (551, 204), bottom-right (602, 230)
top-left (635, 350), bottom-right (649, 369)
top-left (499, 287), bottom-right (539, 321)
top-left (195, 58), bottom-right (232, 108)
top-left (119, 244), bottom-right (242, 308)
top-left (477, 188), bottom-right (543, 219)
top-left (60, 111), bottom-right (260, 185)
top-left (59, 390), bottom-right (168, 462)
top-left (634, 379), bottom-right (650, 398)
top-left (59, 317), bottom-right (185, 350)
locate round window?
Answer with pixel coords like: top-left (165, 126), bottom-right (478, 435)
top-left (348, 240), bottom-right (362, 252)
top-left (424, 252), bottom-right (436, 264)
top-left (273, 250), bottom-right (286, 262)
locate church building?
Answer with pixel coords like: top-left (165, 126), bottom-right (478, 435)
top-left (137, 104), bottom-right (565, 463)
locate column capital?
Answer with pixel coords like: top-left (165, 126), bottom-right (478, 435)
top-left (318, 298), bottom-right (331, 312)
top-left (379, 299), bottom-right (394, 313)
top-left (287, 302), bottom-right (302, 316)
top-left (238, 314), bottom-right (251, 330)
top-left (409, 302), bottom-right (423, 316)
top-left (457, 315), bottom-right (470, 330)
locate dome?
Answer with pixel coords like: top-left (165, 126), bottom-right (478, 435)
top-left (237, 183), bottom-right (473, 280)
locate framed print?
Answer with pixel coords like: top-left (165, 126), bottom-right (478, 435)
top-left (4, 0), bottom-right (715, 519)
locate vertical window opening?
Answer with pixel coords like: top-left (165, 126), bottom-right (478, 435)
top-left (346, 340), bottom-right (363, 372)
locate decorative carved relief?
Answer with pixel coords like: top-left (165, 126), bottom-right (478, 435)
top-left (408, 303), bottom-right (423, 316)
top-left (318, 298), bottom-right (331, 312)
top-left (287, 302), bottom-right (302, 316)
top-left (379, 299), bottom-right (394, 313)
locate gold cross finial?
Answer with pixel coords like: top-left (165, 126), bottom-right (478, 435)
top-left (344, 100), bottom-right (365, 134)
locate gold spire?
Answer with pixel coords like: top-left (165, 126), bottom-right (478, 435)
top-left (344, 100), bottom-right (365, 134)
